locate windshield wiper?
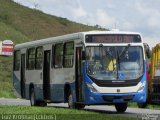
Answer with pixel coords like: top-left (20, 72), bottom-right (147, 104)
top-left (118, 44), bottom-right (131, 58)
top-left (116, 44), bottom-right (130, 79)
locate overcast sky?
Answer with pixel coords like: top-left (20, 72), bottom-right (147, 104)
top-left (14, 0), bottom-right (160, 48)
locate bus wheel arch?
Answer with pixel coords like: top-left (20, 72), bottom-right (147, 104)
top-left (64, 84), bottom-right (85, 109)
top-left (64, 83), bottom-right (75, 108)
top-left (29, 83), bottom-right (47, 106)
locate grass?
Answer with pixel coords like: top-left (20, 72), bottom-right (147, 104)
top-left (0, 106), bottom-right (136, 120)
top-left (0, 56), bottom-right (15, 98)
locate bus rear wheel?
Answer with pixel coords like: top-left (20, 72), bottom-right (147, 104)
top-left (68, 91), bottom-right (85, 109)
top-left (30, 88), bottom-right (38, 106)
top-left (115, 103), bottom-right (127, 113)
top-left (30, 88), bottom-right (47, 106)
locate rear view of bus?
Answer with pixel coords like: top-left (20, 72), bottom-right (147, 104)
top-left (83, 31), bottom-right (146, 112)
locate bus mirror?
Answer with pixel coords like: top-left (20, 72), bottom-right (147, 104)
top-left (144, 43), bottom-right (151, 59)
top-left (82, 51), bottom-right (86, 60)
top-left (146, 49), bottom-right (151, 59)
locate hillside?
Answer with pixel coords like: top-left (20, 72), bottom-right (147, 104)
top-left (0, 0), bottom-right (105, 98)
top-left (0, 0), bottom-right (105, 43)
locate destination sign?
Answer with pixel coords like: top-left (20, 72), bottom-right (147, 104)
top-left (85, 34), bottom-right (141, 43)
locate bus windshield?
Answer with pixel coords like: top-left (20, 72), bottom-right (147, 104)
top-left (86, 46), bottom-right (144, 80)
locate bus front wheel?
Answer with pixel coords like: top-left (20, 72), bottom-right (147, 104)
top-left (75, 104), bottom-right (85, 109)
top-left (115, 103), bottom-right (127, 113)
top-left (137, 102), bottom-right (147, 108)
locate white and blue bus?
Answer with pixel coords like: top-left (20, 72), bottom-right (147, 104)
top-left (13, 30), bottom-right (147, 112)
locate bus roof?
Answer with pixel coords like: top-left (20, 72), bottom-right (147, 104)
top-left (14, 30), bottom-right (141, 50)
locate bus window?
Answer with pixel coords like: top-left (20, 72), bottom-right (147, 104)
top-left (14, 50), bottom-right (20, 71)
top-left (64, 42), bottom-right (74, 68)
top-left (35, 47), bottom-right (43, 69)
top-left (28, 48), bottom-right (35, 70)
top-left (54, 43), bottom-right (63, 68)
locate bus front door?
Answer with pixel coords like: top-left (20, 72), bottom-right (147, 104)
top-left (43, 50), bottom-right (51, 100)
top-left (76, 47), bottom-right (84, 103)
top-left (20, 54), bottom-right (25, 98)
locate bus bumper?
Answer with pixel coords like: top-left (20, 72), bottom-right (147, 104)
top-left (84, 89), bottom-right (146, 105)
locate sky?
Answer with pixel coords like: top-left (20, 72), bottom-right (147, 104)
top-left (13, 0), bottom-right (160, 48)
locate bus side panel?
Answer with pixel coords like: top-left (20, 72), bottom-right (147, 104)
top-left (50, 68), bottom-right (75, 102)
top-left (63, 67), bottom-right (76, 102)
top-left (25, 70), bottom-right (43, 101)
top-left (50, 69), bottom-right (65, 102)
top-left (13, 71), bottom-right (21, 97)
top-left (50, 84), bottom-right (64, 101)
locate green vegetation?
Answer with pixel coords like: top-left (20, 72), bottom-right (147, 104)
top-left (0, 56), bottom-right (14, 98)
top-left (0, 0), bottom-right (103, 42)
top-left (0, 0), bottom-right (104, 98)
top-left (0, 106), bottom-right (136, 120)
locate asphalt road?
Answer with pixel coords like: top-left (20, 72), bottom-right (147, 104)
top-left (0, 98), bottom-right (160, 119)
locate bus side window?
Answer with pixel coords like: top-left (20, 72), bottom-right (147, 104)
top-left (28, 48), bottom-right (35, 70)
top-left (35, 47), bottom-right (43, 69)
top-left (54, 43), bottom-right (63, 68)
top-left (14, 50), bottom-right (20, 71)
top-left (63, 42), bottom-right (74, 68)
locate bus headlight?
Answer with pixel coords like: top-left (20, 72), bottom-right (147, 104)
top-left (86, 82), bottom-right (99, 93)
top-left (137, 81), bottom-right (146, 93)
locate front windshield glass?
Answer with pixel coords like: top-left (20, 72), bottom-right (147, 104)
top-left (86, 46), bottom-right (144, 80)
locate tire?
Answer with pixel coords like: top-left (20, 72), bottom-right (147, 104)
top-left (115, 103), bottom-right (127, 113)
top-left (30, 88), bottom-right (38, 106)
top-left (68, 91), bottom-right (85, 109)
top-left (68, 91), bottom-right (76, 108)
top-left (137, 102), bottom-right (147, 108)
top-left (75, 104), bottom-right (85, 109)
top-left (30, 88), bottom-right (47, 106)
top-left (38, 101), bottom-right (47, 106)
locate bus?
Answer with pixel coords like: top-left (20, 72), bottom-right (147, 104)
top-left (13, 30), bottom-right (147, 113)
